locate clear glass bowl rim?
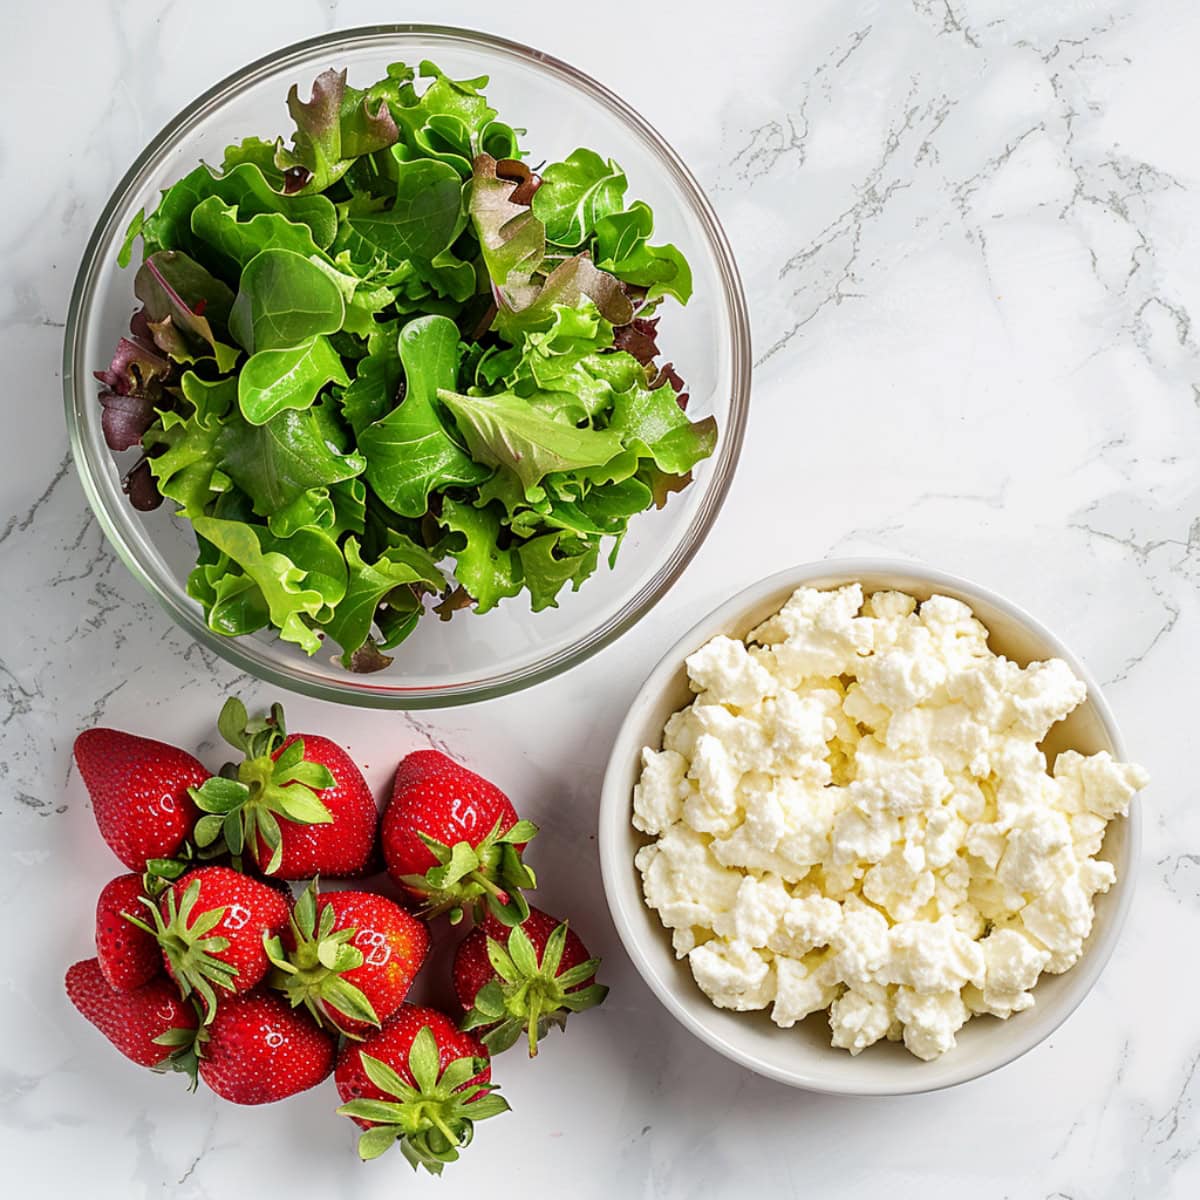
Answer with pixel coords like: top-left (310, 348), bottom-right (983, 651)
top-left (63, 23), bottom-right (752, 709)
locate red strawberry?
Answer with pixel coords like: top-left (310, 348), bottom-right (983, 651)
top-left (199, 989), bottom-right (336, 1105)
top-left (73, 729), bottom-right (206, 871)
top-left (190, 698), bottom-right (377, 878)
top-left (268, 882), bottom-right (429, 1037)
top-left (128, 864), bottom-right (290, 1020)
top-left (65, 958), bottom-right (199, 1080)
top-left (381, 751), bottom-right (537, 925)
top-left (454, 906), bottom-right (608, 1057)
top-left (95, 874), bottom-right (160, 991)
top-left (335, 1004), bottom-right (508, 1174)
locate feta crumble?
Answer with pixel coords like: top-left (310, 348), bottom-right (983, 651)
top-left (632, 584), bottom-right (1149, 1061)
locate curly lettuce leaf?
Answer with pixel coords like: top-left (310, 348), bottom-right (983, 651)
top-left (468, 152), bottom-right (545, 300)
top-left (214, 405), bottom-right (365, 516)
top-left (515, 532), bottom-right (601, 611)
top-left (532, 148), bottom-right (627, 248)
top-left (320, 535), bottom-right (443, 665)
top-left (438, 387), bottom-right (625, 496)
top-left (492, 251), bottom-right (633, 339)
top-left (190, 516), bottom-right (328, 653)
top-left (139, 162), bottom-right (338, 259)
top-left (359, 315), bottom-right (489, 516)
top-left (593, 201), bottom-right (693, 304)
top-left (191, 197), bottom-right (327, 271)
top-left (346, 158), bottom-right (464, 263)
top-left (438, 498), bottom-right (521, 613)
top-left (608, 378), bottom-right (717, 476)
top-left (275, 68), bottom-right (399, 193)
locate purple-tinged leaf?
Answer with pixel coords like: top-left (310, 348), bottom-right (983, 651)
top-left (134, 251), bottom-right (239, 371)
top-left (99, 388), bottom-right (160, 452)
top-left (612, 317), bottom-right (660, 367)
top-left (122, 458), bottom-right (164, 511)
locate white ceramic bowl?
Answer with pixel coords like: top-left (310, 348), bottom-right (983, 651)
top-left (598, 558), bottom-right (1140, 1094)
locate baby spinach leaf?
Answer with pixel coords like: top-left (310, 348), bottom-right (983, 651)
top-left (229, 248), bottom-right (346, 354)
top-left (438, 387), bottom-right (625, 495)
top-left (215, 406), bottom-right (366, 515)
top-left (191, 516), bottom-right (327, 653)
top-left (438, 499), bottom-right (522, 613)
top-left (359, 316), bottom-right (489, 517)
top-left (533, 148), bottom-right (627, 248)
top-left (238, 335), bottom-right (349, 425)
top-left (347, 158), bottom-right (464, 263)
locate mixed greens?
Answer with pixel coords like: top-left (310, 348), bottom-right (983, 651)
top-left (98, 61), bottom-right (714, 670)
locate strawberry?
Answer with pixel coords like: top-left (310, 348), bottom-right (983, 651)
top-left (65, 958), bottom-right (200, 1081)
top-left (127, 864), bottom-right (290, 1020)
top-left (190, 698), bottom-right (377, 878)
top-left (267, 882), bottom-right (429, 1037)
top-left (199, 989), bottom-right (336, 1105)
top-left (73, 728), bottom-right (206, 871)
top-left (335, 1004), bottom-right (508, 1174)
top-left (454, 906), bottom-right (608, 1056)
top-left (381, 750), bottom-right (537, 925)
top-left (95, 874), bottom-right (160, 991)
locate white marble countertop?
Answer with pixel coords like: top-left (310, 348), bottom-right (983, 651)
top-left (3, 0), bottom-right (1198, 1195)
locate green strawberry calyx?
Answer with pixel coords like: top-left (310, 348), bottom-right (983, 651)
top-left (399, 819), bottom-right (539, 927)
top-left (461, 920), bottom-right (608, 1057)
top-left (151, 1014), bottom-right (206, 1091)
top-left (264, 879), bottom-right (380, 1037)
top-left (336, 1027), bottom-right (509, 1175)
top-left (189, 697), bottom-right (336, 875)
top-left (125, 878), bottom-right (237, 1023)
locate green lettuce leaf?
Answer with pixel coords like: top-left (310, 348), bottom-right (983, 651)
top-left (228, 248), bottom-right (346, 353)
top-left (438, 499), bottom-right (521, 613)
top-left (593, 201), bottom-right (692, 304)
top-left (320, 535), bottom-right (443, 664)
top-left (189, 197), bottom-right (326, 270)
top-left (438, 387), bottom-right (625, 496)
top-left (608, 379), bottom-right (718, 476)
top-left (140, 162), bottom-right (338, 257)
top-left (215, 405), bottom-right (365, 515)
top-left (532, 148), bottom-right (627, 248)
top-left (275, 68), bottom-right (400, 193)
top-left (190, 515), bottom-right (327, 653)
top-left (238, 334), bottom-right (350, 425)
top-left (359, 316), bottom-right (489, 516)
top-left (346, 158), bottom-right (464, 263)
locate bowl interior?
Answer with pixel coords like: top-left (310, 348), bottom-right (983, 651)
top-left (600, 562), bottom-right (1136, 1094)
top-left (66, 27), bottom-right (747, 706)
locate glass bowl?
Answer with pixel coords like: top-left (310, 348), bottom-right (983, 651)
top-left (64, 25), bottom-right (750, 709)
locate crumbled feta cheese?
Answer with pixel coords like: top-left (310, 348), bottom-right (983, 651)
top-left (634, 584), bottom-right (1149, 1059)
